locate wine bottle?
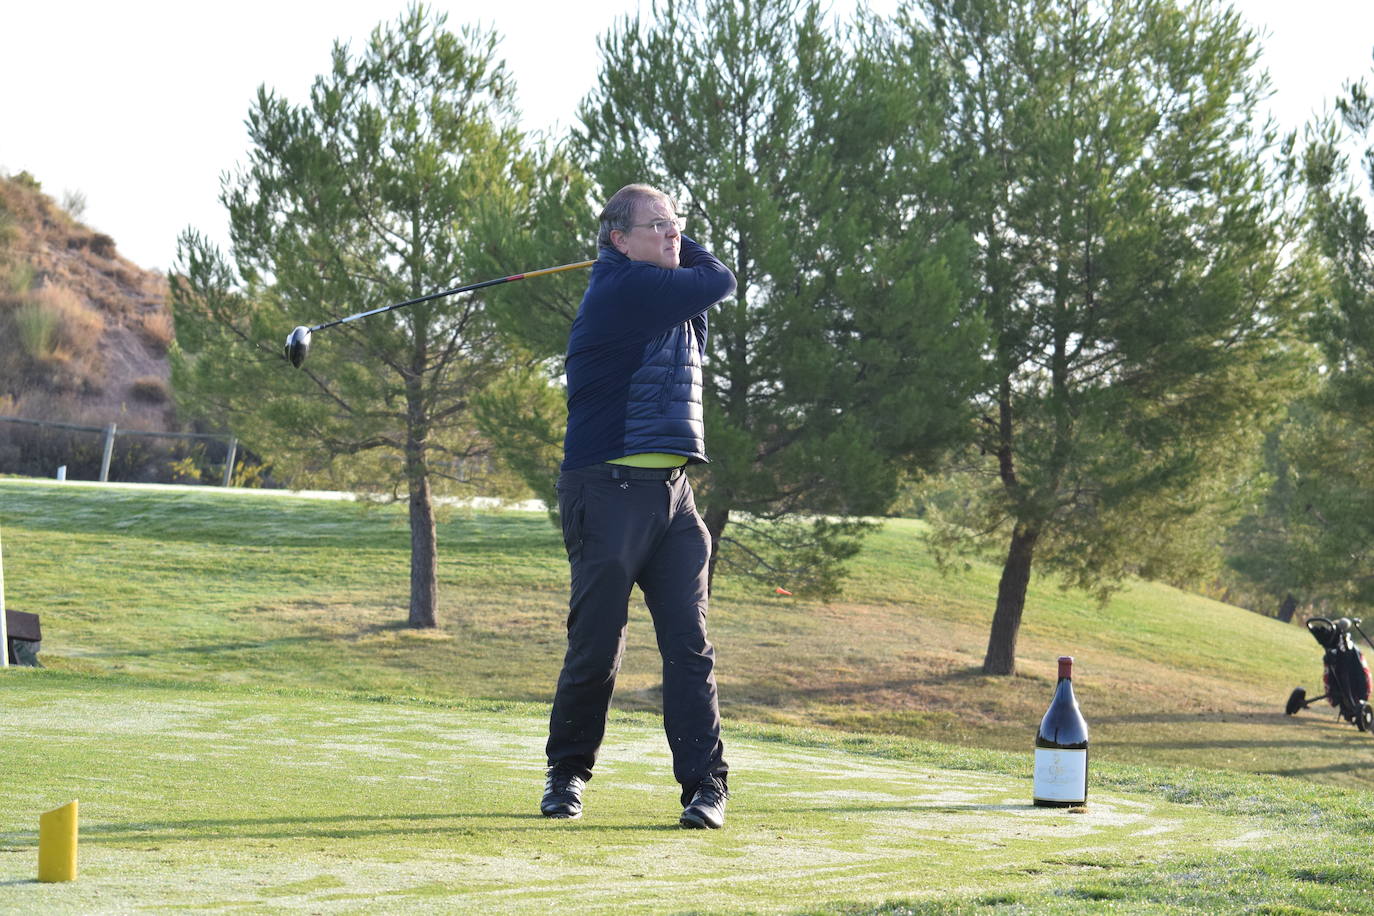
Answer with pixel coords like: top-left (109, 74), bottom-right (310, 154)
top-left (1033, 655), bottom-right (1089, 807)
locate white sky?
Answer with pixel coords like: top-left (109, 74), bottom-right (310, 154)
top-left (3, 0), bottom-right (1371, 272)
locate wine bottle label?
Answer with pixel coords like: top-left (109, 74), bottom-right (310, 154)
top-left (1033, 747), bottom-right (1087, 802)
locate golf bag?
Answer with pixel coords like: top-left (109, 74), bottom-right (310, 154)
top-left (1285, 617), bottom-right (1374, 732)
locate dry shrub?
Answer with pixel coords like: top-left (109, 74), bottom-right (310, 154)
top-left (128, 376), bottom-right (169, 404)
top-left (1, 259), bottom-right (35, 299)
top-left (0, 173), bottom-right (46, 231)
top-left (0, 319), bottom-right (26, 388)
top-left (89, 233), bottom-right (116, 259)
top-left (13, 301), bottom-right (59, 359)
top-left (8, 284), bottom-right (107, 391)
top-left (137, 307), bottom-right (175, 353)
top-left (60, 189), bottom-right (87, 220)
top-left (64, 232), bottom-right (117, 259)
top-left (0, 212), bottom-right (17, 248)
top-left (138, 271), bottom-right (170, 299)
top-left (31, 284), bottom-right (105, 358)
top-left (104, 264), bottom-right (136, 289)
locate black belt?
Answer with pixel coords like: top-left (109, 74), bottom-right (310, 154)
top-left (596, 462), bottom-right (686, 481)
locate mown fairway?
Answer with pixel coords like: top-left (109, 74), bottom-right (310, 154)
top-left (5, 674), bottom-right (1374, 914)
top-left (3, 478), bottom-right (1373, 912)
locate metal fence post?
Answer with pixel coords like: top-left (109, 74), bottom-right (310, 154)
top-left (222, 437), bottom-right (238, 488)
top-left (99, 423), bottom-right (116, 482)
top-left (1, 416), bottom-right (243, 484)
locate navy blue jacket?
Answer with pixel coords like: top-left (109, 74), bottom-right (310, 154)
top-left (562, 236), bottom-right (737, 470)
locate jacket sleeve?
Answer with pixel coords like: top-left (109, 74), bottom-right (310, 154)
top-left (602, 236), bottom-right (736, 337)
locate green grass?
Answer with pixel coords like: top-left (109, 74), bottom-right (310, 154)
top-left (2, 478), bottom-right (1372, 912)
top-left (5, 673), bottom-right (1374, 914)
top-left (10, 479), bottom-right (1339, 785)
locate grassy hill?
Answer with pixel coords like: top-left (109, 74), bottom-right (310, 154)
top-left (2, 478), bottom-right (1372, 912)
top-left (0, 479), bottom-right (1347, 787)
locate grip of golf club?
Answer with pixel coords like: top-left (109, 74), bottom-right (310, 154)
top-left (516, 259), bottom-right (596, 280)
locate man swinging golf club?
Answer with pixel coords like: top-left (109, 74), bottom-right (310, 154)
top-left (541, 184), bottom-right (736, 828)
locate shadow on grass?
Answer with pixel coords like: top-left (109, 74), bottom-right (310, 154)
top-left (14, 804), bottom-right (1025, 846)
top-left (54, 812), bottom-right (687, 845)
top-left (1092, 712), bottom-right (1322, 726)
top-left (68, 619), bottom-right (520, 661)
top-left (786, 803), bottom-right (1034, 815)
top-left (1102, 735), bottom-right (1372, 751)
top-left (1267, 759), bottom-right (1374, 778)
top-left (718, 665), bottom-right (1052, 724)
top-left (71, 635), bottom-right (336, 659)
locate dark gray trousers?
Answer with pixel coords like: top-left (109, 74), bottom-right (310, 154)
top-left (547, 464), bottom-right (727, 799)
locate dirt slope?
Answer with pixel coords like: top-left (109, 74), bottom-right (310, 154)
top-left (0, 172), bottom-right (173, 431)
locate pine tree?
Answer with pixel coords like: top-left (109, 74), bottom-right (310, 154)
top-left (571, 0), bottom-right (984, 596)
top-left (170, 6), bottom-right (545, 627)
top-left (892, 0), bottom-right (1297, 672)
top-left (1237, 72), bottom-right (1374, 610)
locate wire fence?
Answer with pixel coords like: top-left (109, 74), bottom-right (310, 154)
top-left (0, 415), bottom-right (238, 486)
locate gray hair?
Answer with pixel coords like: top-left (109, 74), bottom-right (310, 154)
top-left (597, 184), bottom-right (676, 248)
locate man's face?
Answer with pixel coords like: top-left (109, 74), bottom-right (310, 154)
top-left (613, 197), bottom-right (681, 270)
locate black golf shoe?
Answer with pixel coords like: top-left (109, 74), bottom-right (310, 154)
top-left (541, 764), bottom-right (588, 819)
top-left (679, 775), bottom-right (728, 829)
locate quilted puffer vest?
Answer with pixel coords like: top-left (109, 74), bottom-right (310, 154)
top-left (623, 321), bottom-right (704, 458)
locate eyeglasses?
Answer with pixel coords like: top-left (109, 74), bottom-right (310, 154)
top-left (628, 217), bottom-right (685, 234)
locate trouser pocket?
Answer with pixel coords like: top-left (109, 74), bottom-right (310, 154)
top-left (557, 484), bottom-right (585, 557)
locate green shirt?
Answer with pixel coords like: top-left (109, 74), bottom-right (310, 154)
top-left (606, 453), bottom-right (689, 468)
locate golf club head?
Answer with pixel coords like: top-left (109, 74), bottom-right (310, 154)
top-left (285, 326), bottom-right (312, 368)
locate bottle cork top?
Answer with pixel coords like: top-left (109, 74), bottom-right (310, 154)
top-left (1058, 656), bottom-right (1073, 678)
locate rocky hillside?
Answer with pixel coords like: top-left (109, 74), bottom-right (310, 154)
top-left (0, 172), bottom-right (180, 475)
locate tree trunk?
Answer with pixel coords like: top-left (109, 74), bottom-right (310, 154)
top-left (404, 296), bottom-right (437, 629)
top-left (407, 468), bottom-right (438, 628)
top-left (983, 523), bottom-right (1040, 675)
top-left (703, 505), bottom-right (730, 598)
top-left (404, 368), bottom-right (437, 629)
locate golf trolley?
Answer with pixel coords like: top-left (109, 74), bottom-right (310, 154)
top-left (1285, 616), bottom-right (1374, 732)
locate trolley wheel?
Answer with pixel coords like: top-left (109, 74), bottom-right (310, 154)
top-left (1286, 687), bottom-right (1307, 716)
top-left (1361, 704), bottom-right (1373, 733)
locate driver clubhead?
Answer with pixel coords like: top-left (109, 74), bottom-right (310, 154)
top-left (285, 326), bottom-right (312, 368)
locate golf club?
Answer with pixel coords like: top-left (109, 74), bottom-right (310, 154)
top-left (284, 259), bottom-right (595, 368)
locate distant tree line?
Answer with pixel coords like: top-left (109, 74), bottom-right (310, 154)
top-left (169, 0), bottom-right (1374, 675)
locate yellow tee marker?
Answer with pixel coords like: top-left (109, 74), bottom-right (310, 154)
top-left (38, 800), bottom-right (78, 882)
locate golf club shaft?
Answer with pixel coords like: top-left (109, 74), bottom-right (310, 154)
top-left (310, 259), bottom-right (596, 333)
top-left (1356, 620), bottom-right (1374, 653)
